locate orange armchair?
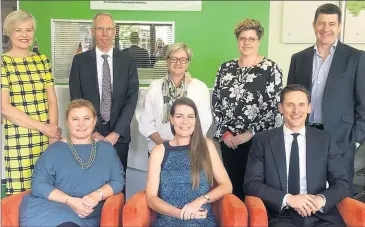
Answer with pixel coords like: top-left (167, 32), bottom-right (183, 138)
top-left (123, 191), bottom-right (248, 227)
top-left (1, 190), bottom-right (125, 227)
top-left (244, 196), bottom-right (365, 227)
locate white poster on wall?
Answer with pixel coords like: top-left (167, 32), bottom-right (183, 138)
top-left (90, 1), bottom-right (202, 11)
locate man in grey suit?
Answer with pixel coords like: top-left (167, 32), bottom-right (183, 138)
top-left (69, 12), bottom-right (139, 176)
top-left (287, 3), bottom-right (365, 196)
top-left (244, 84), bottom-right (350, 227)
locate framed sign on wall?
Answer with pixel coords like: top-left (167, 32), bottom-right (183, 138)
top-left (90, 1), bottom-right (202, 11)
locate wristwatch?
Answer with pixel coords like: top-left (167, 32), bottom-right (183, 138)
top-left (114, 132), bottom-right (120, 138)
top-left (204, 193), bottom-right (210, 203)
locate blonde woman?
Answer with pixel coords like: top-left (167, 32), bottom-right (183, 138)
top-left (20, 99), bottom-right (124, 227)
top-left (138, 42), bottom-right (212, 154)
top-left (212, 19), bottom-right (283, 201)
top-left (1, 10), bottom-right (61, 195)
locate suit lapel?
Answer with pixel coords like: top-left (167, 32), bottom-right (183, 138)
top-left (303, 47), bottom-right (314, 92)
top-left (111, 48), bottom-right (121, 113)
top-left (323, 41), bottom-right (347, 100)
top-left (305, 127), bottom-right (316, 193)
top-left (89, 49), bottom-right (100, 112)
top-left (270, 127), bottom-right (287, 192)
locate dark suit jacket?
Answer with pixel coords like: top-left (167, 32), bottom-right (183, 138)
top-left (287, 41), bottom-right (365, 153)
top-left (244, 127), bottom-right (350, 225)
top-left (69, 48), bottom-right (139, 143)
top-left (122, 45), bottom-right (150, 68)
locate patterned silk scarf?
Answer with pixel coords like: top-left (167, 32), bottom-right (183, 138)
top-left (162, 72), bottom-right (189, 123)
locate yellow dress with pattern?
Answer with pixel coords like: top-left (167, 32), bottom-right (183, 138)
top-left (1, 53), bottom-right (54, 195)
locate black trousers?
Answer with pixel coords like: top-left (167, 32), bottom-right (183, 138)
top-left (269, 209), bottom-right (345, 227)
top-left (220, 139), bottom-right (252, 202)
top-left (100, 121), bottom-right (129, 174)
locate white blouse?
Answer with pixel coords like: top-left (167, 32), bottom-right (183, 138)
top-left (138, 78), bottom-right (213, 152)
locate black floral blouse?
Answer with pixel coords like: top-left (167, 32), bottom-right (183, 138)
top-left (212, 57), bottom-right (283, 142)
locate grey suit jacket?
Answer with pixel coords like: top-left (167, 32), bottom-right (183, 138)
top-left (244, 126), bottom-right (350, 225)
top-left (287, 41), bottom-right (365, 153)
top-left (69, 48), bottom-right (139, 143)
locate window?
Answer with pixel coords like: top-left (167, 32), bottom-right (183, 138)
top-left (51, 19), bottom-right (174, 84)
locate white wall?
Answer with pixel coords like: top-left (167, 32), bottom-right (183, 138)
top-left (268, 1), bottom-right (365, 86)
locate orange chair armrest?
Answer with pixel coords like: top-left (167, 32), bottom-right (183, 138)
top-left (218, 194), bottom-right (248, 227)
top-left (244, 196), bottom-right (268, 227)
top-left (100, 192), bottom-right (125, 227)
top-left (123, 191), bottom-right (151, 227)
top-left (1, 190), bottom-right (31, 227)
top-left (338, 197), bottom-right (365, 227)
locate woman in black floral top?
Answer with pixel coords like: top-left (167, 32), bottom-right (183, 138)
top-left (212, 19), bottom-right (283, 202)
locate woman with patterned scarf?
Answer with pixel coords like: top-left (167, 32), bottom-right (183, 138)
top-left (138, 42), bottom-right (212, 154)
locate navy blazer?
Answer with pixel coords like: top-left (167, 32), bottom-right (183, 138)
top-left (244, 126), bottom-right (350, 225)
top-left (69, 48), bottom-right (139, 143)
top-left (287, 41), bottom-right (365, 153)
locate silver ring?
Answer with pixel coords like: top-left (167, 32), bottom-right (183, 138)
top-left (78, 214), bottom-right (83, 218)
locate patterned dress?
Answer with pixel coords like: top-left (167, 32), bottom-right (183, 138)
top-left (152, 142), bottom-right (217, 227)
top-left (1, 53), bottom-right (54, 195)
top-left (212, 57), bottom-right (283, 142)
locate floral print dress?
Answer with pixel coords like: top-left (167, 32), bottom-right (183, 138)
top-left (212, 57), bottom-right (283, 142)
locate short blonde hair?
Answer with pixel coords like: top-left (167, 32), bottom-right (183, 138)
top-left (234, 18), bottom-right (264, 40)
top-left (66, 99), bottom-right (97, 119)
top-left (3, 10), bottom-right (36, 36)
top-left (164, 42), bottom-right (192, 61)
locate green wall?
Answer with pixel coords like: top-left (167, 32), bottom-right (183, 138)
top-left (19, 1), bottom-right (270, 87)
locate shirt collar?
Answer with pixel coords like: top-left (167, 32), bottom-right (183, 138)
top-left (314, 39), bottom-right (338, 56)
top-left (283, 124), bottom-right (306, 138)
top-left (96, 47), bottom-right (113, 59)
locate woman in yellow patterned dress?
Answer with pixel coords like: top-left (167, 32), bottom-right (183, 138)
top-left (1, 10), bottom-right (61, 195)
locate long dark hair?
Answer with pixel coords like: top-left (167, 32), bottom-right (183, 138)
top-left (170, 97), bottom-right (213, 189)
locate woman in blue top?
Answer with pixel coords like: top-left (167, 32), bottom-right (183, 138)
top-left (19, 99), bottom-right (125, 227)
top-left (146, 97), bottom-right (232, 227)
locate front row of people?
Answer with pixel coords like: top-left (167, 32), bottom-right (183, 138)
top-left (18, 84), bottom-right (350, 227)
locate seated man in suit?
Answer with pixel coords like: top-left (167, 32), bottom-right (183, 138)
top-left (244, 84), bottom-right (350, 227)
top-left (123, 31), bottom-right (150, 68)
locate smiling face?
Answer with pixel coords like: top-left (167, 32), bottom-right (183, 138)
top-left (279, 91), bottom-right (311, 132)
top-left (237, 29), bottom-right (260, 57)
top-left (66, 107), bottom-right (97, 142)
top-left (167, 49), bottom-right (190, 77)
top-left (92, 14), bottom-right (116, 52)
top-left (170, 104), bottom-right (196, 138)
top-left (313, 13), bottom-right (341, 46)
top-left (10, 19), bottom-right (34, 51)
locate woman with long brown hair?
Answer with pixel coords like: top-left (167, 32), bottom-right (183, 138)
top-left (146, 97), bottom-right (232, 227)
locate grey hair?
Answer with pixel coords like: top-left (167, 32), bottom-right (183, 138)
top-left (3, 10), bottom-right (36, 36)
top-left (164, 42), bottom-right (192, 61)
top-left (92, 12), bottom-right (115, 28)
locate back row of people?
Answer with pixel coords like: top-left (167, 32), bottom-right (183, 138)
top-left (1, 3), bottom-right (364, 225)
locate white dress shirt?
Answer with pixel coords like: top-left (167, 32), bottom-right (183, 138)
top-left (281, 125), bottom-right (326, 210)
top-left (96, 47), bottom-right (114, 100)
top-left (137, 78), bottom-right (213, 152)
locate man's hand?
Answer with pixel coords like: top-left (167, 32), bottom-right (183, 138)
top-left (312, 195), bottom-right (325, 212)
top-left (104, 132), bottom-right (119, 145)
top-left (287, 194), bottom-right (318, 217)
top-left (92, 132), bottom-right (105, 141)
top-left (233, 131), bottom-right (253, 146)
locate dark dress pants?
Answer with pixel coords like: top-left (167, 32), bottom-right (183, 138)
top-left (220, 139), bottom-right (252, 202)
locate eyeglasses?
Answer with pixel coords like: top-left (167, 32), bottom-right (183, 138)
top-left (93, 27), bottom-right (115, 33)
top-left (239, 37), bottom-right (258, 44)
top-left (168, 57), bottom-right (189, 64)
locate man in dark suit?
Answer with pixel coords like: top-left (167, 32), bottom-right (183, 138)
top-left (69, 12), bottom-right (139, 176)
top-left (122, 31), bottom-right (150, 68)
top-left (287, 3), bottom-right (365, 196)
top-left (244, 84), bottom-right (350, 227)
